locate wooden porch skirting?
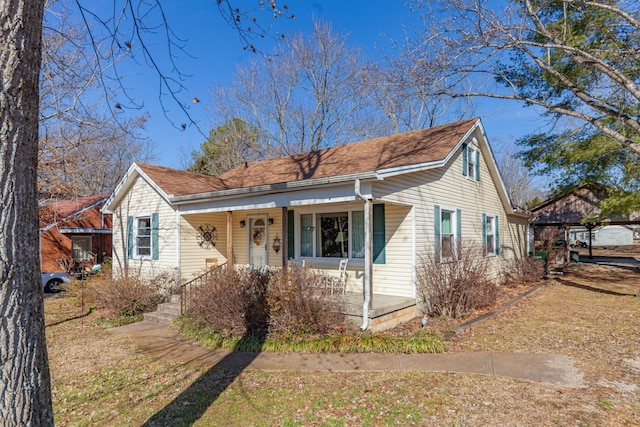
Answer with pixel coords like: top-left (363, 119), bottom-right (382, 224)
top-left (341, 292), bottom-right (417, 332)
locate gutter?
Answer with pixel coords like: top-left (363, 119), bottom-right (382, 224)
top-left (354, 178), bottom-right (370, 331)
top-left (171, 171), bottom-right (379, 205)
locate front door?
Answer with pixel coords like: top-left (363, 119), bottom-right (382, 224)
top-left (248, 215), bottom-right (268, 267)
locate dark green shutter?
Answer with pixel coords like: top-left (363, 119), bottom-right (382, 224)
top-left (456, 208), bottom-right (462, 258)
top-left (127, 216), bottom-right (133, 259)
top-left (475, 149), bottom-right (480, 181)
top-left (495, 215), bottom-right (500, 255)
top-left (373, 204), bottom-right (385, 264)
top-left (287, 209), bottom-right (295, 259)
top-left (481, 213), bottom-right (487, 256)
top-left (461, 143), bottom-right (468, 176)
top-left (151, 212), bottom-right (159, 260)
top-left (434, 205), bottom-right (441, 262)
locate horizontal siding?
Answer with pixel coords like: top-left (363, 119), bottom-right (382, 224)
top-left (372, 204), bottom-right (413, 297)
top-left (374, 135), bottom-right (528, 282)
top-left (180, 213), bottom-right (228, 281)
top-left (111, 176), bottom-right (178, 280)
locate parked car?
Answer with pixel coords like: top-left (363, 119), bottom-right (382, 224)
top-left (41, 272), bottom-right (71, 293)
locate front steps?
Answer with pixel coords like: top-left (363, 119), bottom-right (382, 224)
top-left (144, 294), bottom-right (180, 324)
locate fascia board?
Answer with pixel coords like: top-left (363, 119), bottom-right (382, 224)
top-left (41, 196), bottom-right (109, 232)
top-left (376, 119), bottom-right (480, 179)
top-left (102, 163), bottom-right (172, 213)
top-left (170, 171), bottom-right (378, 205)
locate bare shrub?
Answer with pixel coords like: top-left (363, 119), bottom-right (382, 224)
top-left (187, 267), bottom-right (271, 337)
top-left (503, 256), bottom-right (545, 287)
top-left (91, 275), bottom-right (162, 318)
top-left (187, 265), bottom-right (345, 338)
top-left (267, 267), bottom-right (345, 336)
top-left (417, 240), bottom-right (496, 318)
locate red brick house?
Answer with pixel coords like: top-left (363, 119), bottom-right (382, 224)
top-left (39, 194), bottom-right (113, 273)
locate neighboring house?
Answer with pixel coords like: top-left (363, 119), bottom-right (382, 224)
top-left (569, 225), bottom-right (634, 246)
top-left (530, 185), bottom-right (640, 248)
top-left (40, 194), bottom-right (113, 274)
top-left (103, 118), bottom-right (529, 330)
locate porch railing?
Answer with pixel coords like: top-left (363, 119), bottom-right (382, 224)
top-left (179, 262), bottom-right (227, 315)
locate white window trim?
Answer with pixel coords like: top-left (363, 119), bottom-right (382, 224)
top-left (467, 145), bottom-right (478, 181)
top-left (133, 213), bottom-right (152, 260)
top-left (485, 214), bottom-right (497, 257)
top-left (294, 205), bottom-right (364, 262)
top-left (439, 205), bottom-right (459, 263)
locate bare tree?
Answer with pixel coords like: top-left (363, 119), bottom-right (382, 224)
top-left (408, 0), bottom-right (640, 155)
top-left (371, 35), bottom-right (475, 133)
top-left (493, 138), bottom-right (545, 208)
top-left (211, 19), bottom-right (385, 157)
top-left (39, 0), bottom-right (153, 200)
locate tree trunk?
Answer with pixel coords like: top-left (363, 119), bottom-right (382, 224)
top-left (0, 1), bottom-right (52, 425)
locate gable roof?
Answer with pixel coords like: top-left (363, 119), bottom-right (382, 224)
top-left (40, 194), bottom-right (110, 230)
top-left (132, 118), bottom-right (478, 199)
top-left (215, 118), bottom-right (478, 190)
top-left (105, 118), bottom-right (523, 216)
top-left (530, 185), bottom-right (640, 225)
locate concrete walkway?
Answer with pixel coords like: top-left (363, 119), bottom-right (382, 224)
top-left (109, 321), bottom-right (585, 388)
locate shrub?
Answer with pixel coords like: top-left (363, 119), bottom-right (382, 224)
top-left (90, 275), bottom-right (163, 318)
top-left (267, 267), bottom-right (345, 336)
top-left (416, 240), bottom-right (496, 318)
top-left (187, 267), bottom-right (271, 337)
top-left (502, 256), bottom-right (545, 287)
top-left (186, 265), bottom-right (345, 338)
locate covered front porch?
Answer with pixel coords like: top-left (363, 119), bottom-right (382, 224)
top-left (175, 180), bottom-right (417, 331)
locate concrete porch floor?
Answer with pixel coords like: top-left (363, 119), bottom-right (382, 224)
top-left (341, 292), bottom-right (417, 332)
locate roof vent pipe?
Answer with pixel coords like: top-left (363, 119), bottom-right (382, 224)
top-left (354, 178), bottom-right (370, 331)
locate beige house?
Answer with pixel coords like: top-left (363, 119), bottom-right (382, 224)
top-left (103, 118), bottom-right (529, 330)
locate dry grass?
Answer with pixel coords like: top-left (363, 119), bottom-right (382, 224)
top-left (46, 255), bottom-right (640, 426)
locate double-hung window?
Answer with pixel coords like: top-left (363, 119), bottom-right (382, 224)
top-left (127, 213), bottom-right (159, 260)
top-left (136, 216), bottom-right (152, 257)
top-left (71, 236), bottom-right (92, 261)
top-left (462, 142), bottom-right (480, 181)
top-left (482, 213), bottom-right (499, 256)
top-left (435, 205), bottom-right (461, 262)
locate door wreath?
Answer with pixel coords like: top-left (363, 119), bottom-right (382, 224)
top-left (252, 228), bottom-right (265, 245)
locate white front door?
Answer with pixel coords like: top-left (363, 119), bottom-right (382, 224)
top-left (248, 215), bottom-right (268, 267)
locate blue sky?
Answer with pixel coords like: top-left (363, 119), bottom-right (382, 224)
top-left (105, 1), bottom-right (544, 169)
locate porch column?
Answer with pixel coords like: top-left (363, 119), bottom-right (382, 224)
top-left (226, 211), bottom-right (234, 268)
top-left (281, 207), bottom-right (288, 269)
top-left (364, 199), bottom-right (373, 309)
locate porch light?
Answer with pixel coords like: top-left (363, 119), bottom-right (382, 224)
top-left (272, 234), bottom-right (281, 253)
top-left (240, 220), bottom-right (246, 228)
top-left (268, 217), bottom-right (274, 225)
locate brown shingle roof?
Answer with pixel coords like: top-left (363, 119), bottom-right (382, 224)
top-left (137, 118), bottom-right (478, 198)
top-left (135, 163), bottom-right (227, 197)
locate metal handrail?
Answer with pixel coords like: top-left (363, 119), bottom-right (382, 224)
top-left (179, 262), bottom-right (227, 315)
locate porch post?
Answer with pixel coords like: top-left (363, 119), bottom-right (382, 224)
top-left (364, 199), bottom-right (373, 309)
top-left (226, 211), bottom-right (234, 268)
top-left (281, 206), bottom-right (288, 269)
